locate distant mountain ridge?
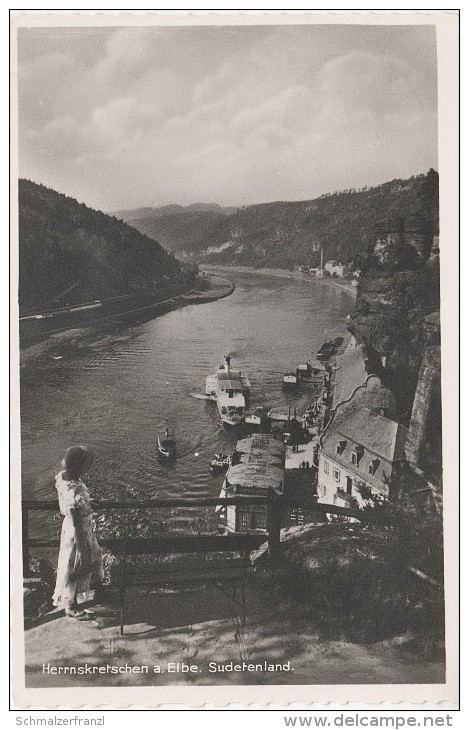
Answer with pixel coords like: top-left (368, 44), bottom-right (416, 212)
top-left (114, 202), bottom-right (237, 221)
top-left (117, 174), bottom-right (437, 269)
top-left (19, 179), bottom-right (189, 310)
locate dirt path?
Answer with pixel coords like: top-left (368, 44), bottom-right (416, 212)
top-left (25, 581), bottom-right (444, 688)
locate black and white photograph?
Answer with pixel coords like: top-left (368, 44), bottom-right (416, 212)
top-left (10, 11), bottom-right (458, 707)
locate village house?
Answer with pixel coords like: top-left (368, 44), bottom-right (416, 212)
top-left (325, 260), bottom-right (347, 277)
top-left (317, 381), bottom-right (407, 508)
top-left (218, 434), bottom-right (285, 532)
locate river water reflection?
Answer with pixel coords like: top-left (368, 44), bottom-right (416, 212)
top-left (20, 271), bottom-right (354, 535)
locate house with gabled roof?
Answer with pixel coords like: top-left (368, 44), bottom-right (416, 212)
top-left (318, 378), bottom-right (407, 508)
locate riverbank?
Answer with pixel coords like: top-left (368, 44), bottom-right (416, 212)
top-left (180, 274), bottom-right (234, 303)
top-left (19, 273), bottom-right (234, 372)
top-left (203, 265), bottom-right (357, 298)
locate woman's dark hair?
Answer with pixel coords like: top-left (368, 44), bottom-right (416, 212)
top-left (63, 446), bottom-right (92, 478)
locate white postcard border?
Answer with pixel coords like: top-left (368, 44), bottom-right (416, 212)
top-left (10, 10), bottom-right (459, 709)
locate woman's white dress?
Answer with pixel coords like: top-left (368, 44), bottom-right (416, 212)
top-left (52, 472), bottom-right (103, 609)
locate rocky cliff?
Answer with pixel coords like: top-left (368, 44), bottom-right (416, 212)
top-left (349, 170), bottom-right (440, 425)
top-left (348, 170), bottom-right (441, 493)
top-left (404, 313), bottom-right (441, 485)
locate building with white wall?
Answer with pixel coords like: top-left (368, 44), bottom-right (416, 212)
top-left (325, 260), bottom-right (347, 277)
top-left (318, 380), bottom-right (407, 508)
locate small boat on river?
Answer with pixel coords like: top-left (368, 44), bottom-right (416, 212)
top-left (296, 362), bottom-right (313, 380)
top-left (157, 427), bottom-right (177, 461)
top-left (209, 452), bottom-right (231, 474)
top-left (316, 336), bottom-right (344, 361)
top-left (282, 372), bottom-right (298, 391)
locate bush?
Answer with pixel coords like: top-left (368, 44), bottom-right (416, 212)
top-left (259, 518), bottom-right (444, 643)
top-left (92, 485), bottom-right (215, 584)
top-left (24, 558), bottom-right (56, 618)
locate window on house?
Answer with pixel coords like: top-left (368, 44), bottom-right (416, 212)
top-left (323, 460), bottom-right (329, 474)
top-left (351, 445), bottom-right (364, 466)
top-left (333, 468), bottom-right (340, 482)
top-left (336, 440), bottom-right (346, 455)
top-left (253, 511), bottom-right (267, 530)
top-left (346, 476), bottom-right (353, 495)
top-left (290, 508), bottom-right (304, 525)
top-left (368, 459), bottom-right (380, 475)
top-left (240, 512), bottom-right (251, 529)
top-left (240, 509), bottom-right (267, 530)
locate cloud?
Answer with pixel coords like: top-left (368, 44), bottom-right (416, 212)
top-left (318, 51), bottom-right (431, 115)
top-left (91, 97), bottom-right (165, 142)
top-left (17, 24), bottom-right (438, 211)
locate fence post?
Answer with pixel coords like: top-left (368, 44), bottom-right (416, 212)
top-left (267, 497), bottom-right (282, 566)
top-left (22, 505), bottom-right (30, 577)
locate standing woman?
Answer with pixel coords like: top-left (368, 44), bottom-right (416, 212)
top-left (53, 446), bottom-right (103, 618)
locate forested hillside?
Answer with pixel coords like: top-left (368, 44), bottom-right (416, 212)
top-left (19, 180), bottom-right (187, 310)
top-left (118, 174), bottom-right (437, 269)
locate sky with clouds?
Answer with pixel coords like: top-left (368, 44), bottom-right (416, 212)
top-left (17, 23), bottom-right (438, 212)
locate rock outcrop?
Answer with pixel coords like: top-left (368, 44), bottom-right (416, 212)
top-left (405, 313), bottom-right (441, 484)
top-left (349, 216), bottom-right (439, 419)
top-left (348, 170), bottom-right (441, 486)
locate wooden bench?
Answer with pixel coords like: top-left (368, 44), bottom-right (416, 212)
top-left (107, 534), bottom-right (266, 635)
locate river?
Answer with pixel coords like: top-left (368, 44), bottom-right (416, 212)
top-left (20, 270), bottom-right (354, 537)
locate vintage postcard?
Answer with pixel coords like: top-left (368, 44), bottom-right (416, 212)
top-left (10, 11), bottom-right (459, 708)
